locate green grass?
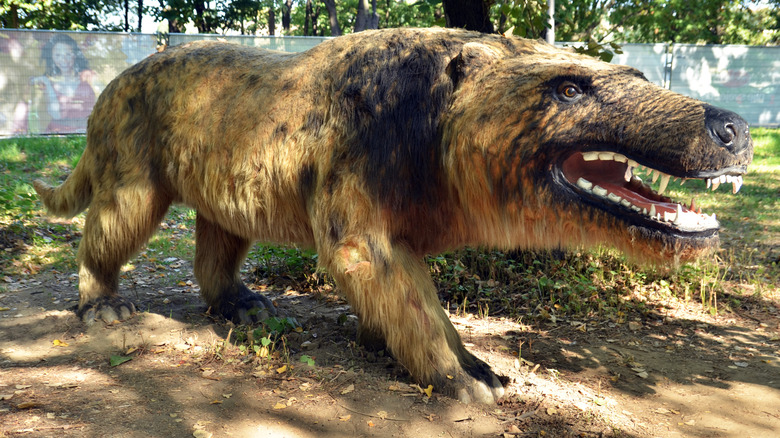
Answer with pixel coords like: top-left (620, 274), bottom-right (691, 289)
top-left (1, 131), bottom-right (778, 321)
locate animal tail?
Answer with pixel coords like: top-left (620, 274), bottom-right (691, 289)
top-left (33, 157), bottom-right (93, 218)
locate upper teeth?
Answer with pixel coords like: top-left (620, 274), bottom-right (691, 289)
top-left (583, 151), bottom-right (744, 194)
top-left (706, 174), bottom-right (743, 194)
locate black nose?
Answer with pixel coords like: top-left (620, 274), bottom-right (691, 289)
top-left (704, 104), bottom-right (750, 154)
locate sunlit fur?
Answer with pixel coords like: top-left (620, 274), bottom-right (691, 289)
top-left (34, 28), bottom-right (751, 404)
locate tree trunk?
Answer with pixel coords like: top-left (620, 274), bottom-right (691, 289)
top-left (193, 0), bottom-right (212, 33)
top-left (354, 0), bottom-right (379, 32)
top-left (442, 0), bottom-right (494, 33)
top-left (137, 0), bottom-right (143, 32)
top-left (322, 0), bottom-right (341, 36)
top-left (7, 3), bottom-right (19, 28)
top-left (304, 0), bottom-right (313, 36)
top-left (124, 0), bottom-right (130, 32)
top-left (269, 7), bottom-right (276, 36)
top-left (282, 0), bottom-right (292, 32)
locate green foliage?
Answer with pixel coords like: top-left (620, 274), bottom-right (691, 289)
top-left (2, 0), bottom-right (129, 30)
top-left (5, 0), bottom-right (777, 46)
top-left (608, 0), bottom-right (779, 44)
top-left (234, 316), bottom-right (301, 361)
top-left (493, 0), bottom-right (549, 38)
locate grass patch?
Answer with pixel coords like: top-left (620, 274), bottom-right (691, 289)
top-left (1, 131), bottom-right (777, 321)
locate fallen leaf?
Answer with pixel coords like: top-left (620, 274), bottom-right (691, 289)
top-left (192, 430), bottom-right (212, 438)
top-left (273, 402), bottom-right (287, 409)
top-left (367, 420), bottom-right (375, 427)
top-left (222, 393), bottom-right (232, 399)
top-left (628, 321), bottom-right (642, 331)
top-left (339, 414), bottom-right (351, 422)
top-left (636, 371), bottom-right (649, 379)
top-left (0, 394), bottom-right (13, 400)
top-left (376, 410), bottom-right (388, 420)
top-left (276, 365), bottom-right (287, 374)
top-left (341, 384), bottom-right (354, 395)
top-left (16, 401), bottom-right (38, 409)
top-left (15, 385), bottom-right (31, 390)
top-left (546, 407), bottom-right (558, 415)
top-left (733, 362), bottom-right (749, 368)
top-left (423, 384), bottom-right (433, 397)
top-left (209, 400), bottom-right (222, 405)
top-left (109, 355), bottom-right (132, 367)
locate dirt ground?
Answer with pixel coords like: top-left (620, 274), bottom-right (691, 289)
top-left (1, 257), bottom-right (779, 438)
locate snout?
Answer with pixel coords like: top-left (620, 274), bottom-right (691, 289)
top-left (704, 104), bottom-right (751, 155)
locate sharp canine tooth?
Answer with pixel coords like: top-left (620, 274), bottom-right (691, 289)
top-left (593, 185), bottom-right (608, 196)
top-left (577, 177), bottom-right (593, 191)
top-left (583, 152), bottom-right (599, 161)
top-left (712, 179), bottom-right (720, 191)
top-left (673, 204), bottom-right (684, 225)
top-left (624, 165), bottom-right (633, 182)
top-left (651, 170), bottom-right (659, 183)
top-left (649, 204), bottom-right (656, 217)
top-left (658, 174), bottom-right (670, 195)
top-left (707, 178), bottom-right (712, 189)
top-left (732, 176), bottom-right (743, 193)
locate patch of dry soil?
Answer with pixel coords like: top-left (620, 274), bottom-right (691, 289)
top-left (1, 268), bottom-right (779, 438)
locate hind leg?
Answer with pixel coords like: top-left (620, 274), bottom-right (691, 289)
top-left (77, 187), bottom-right (171, 325)
top-left (194, 213), bottom-right (276, 323)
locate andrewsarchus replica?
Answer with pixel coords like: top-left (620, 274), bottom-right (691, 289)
top-left (35, 28), bottom-right (753, 403)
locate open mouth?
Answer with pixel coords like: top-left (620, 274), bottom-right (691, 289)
top-left (559, 151), bottom-right (745, 234)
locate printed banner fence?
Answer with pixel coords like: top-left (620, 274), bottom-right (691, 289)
top-left (1, 29), bottom-right (779, 136)
top-left (1, 29), bottom-right (157, 136)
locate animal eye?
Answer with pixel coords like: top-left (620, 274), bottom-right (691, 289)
top-left (557, 82), bottom-right (582, 101)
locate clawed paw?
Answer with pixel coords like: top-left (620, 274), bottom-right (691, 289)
top-left (77, 296), bottom-right (136, 326)
top-left (434, 356), bottom-right (505, 404)
top-left (436, 371), bottom-right (505, 404)
top-left (216, 287), bottom-right (277, 324)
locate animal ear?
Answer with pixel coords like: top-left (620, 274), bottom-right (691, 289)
top-left (446, 42), bottom-right (503, 88)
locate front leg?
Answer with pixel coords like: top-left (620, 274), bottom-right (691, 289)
top-left (321, 234), bottom-right (505, 403)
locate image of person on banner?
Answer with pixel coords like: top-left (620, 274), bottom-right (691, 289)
top-left (28, 34), bottom-right (98, 134)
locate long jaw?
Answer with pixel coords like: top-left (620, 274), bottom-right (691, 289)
top-left (557, 150), bottom-right (747, 236)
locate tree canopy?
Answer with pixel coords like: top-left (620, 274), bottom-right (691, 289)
top-left (1, 0), bottom-right (778, 44)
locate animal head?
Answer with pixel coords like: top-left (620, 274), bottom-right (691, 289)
top-left (442, 37), bottom-right (753, 264)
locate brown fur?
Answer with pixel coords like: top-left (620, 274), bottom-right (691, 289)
top-left (34, 28), bottom-right (752, 403)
